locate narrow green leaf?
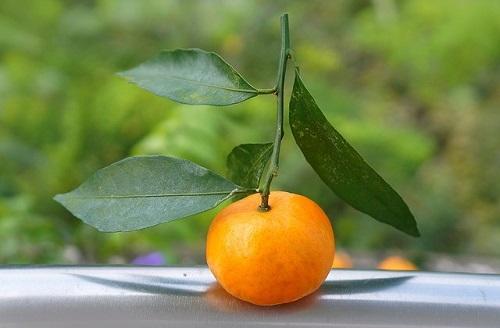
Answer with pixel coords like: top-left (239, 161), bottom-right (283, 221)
top-left (226, 143), bottom-right (273, 188)
top-left (289, 71), bottom-right (419, 237)
top-left (118, 48), bottom-right (258, 106)
top-left (54, 156), bottom-right (251, 232)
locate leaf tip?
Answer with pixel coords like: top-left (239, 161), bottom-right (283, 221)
top-left (115, 70), bottom-right (129, 80)
top-left (404, 218), bottom-right (420, 238)
top-left (410, 225), bottom-right (421, 238)
top-left (53, 193), bottom-right (65, 204)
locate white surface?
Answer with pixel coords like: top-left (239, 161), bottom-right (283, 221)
top-left (1, 266), bottom-right (499, 327)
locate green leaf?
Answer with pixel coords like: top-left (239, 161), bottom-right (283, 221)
top-left (289, 71), bottom-right (419, 237)
top-left (118, 48), bottom-right (258, 106)
top-left (227, 143), bottom-right (273, 188)
top-left (54, 156), bottom-right (251, 232)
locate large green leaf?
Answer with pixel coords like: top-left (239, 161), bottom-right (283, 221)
top-left (54, 156), bottom-right (250, 232)
top-left (118, 48), bottom-right (258, 106)
top-left (289, 71), bottom-right (419, 237)
top-left (226, 143), bottom-right (273, 188)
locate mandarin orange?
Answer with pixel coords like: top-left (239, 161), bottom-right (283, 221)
top-left (332, 250), bottom-right (353, 269)
top-left (377, 255), bottom-right (417, 271)
top-left (206, 191), bottom-right (334, 306)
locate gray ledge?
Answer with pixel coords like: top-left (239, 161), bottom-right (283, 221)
top-left (1, 266), bottom-right (499, 327)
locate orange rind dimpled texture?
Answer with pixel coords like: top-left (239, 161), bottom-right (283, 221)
top-left (206, 191), bottom-right (335, 306)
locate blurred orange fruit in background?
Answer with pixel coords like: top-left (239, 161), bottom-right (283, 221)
top-left (377, 255), bottom-right (417, 271)
top-left (332, 251), bottom-right (353, 269)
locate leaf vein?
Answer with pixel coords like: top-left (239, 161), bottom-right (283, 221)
top-left (133, 74), bottom-right (258, 94)
top-left (67, 189), bottom-right (254, 200)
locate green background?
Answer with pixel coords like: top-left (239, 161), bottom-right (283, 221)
top-left (1, 0), bottom-right (499, 270)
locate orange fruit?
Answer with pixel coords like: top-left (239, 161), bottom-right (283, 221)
top-left (206, 191), bottom-right (335, 306)
top-left (332, 250), bottom-right (353, 269)
top-left (377, 255), bottom-right (417, 271)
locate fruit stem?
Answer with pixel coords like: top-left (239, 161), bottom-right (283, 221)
top-left (259, 13), bottom-right (290, 211)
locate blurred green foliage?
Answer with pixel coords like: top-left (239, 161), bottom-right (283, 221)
top-left (0, 0), bottom-right (499, 264)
